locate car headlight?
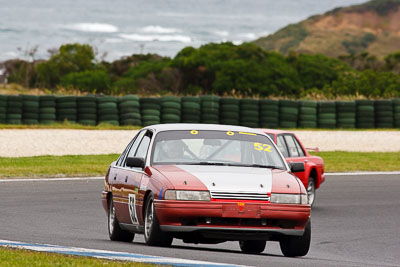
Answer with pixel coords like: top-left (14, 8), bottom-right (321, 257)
top-left (270, 193), bottom-right (308, 204)
top-left (164, 190), bottom-right (211, 201)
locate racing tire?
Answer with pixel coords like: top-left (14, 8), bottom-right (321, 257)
top-left (108, 195), bottom-right (134, 242)
top-left (279, 221), bottom-right (311, 257)
top-left (239, 240), bottom-right (266, 254)
top-left (144, 193), bottom-right (173, 247)
top-left (307, 178), bottom-right (316, 207)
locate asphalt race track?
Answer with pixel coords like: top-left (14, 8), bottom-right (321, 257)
top-left (1, 174), bottom-right (399, 267)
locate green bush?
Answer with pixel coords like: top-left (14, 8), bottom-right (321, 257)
top-left (60, 69), bottom-right (111, 93)
top-left (35, 43), bottom-right (95, 88)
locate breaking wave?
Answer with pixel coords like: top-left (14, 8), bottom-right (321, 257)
top-left (119, 33), bottom-right (191, 43)
top-left (140, 25), bottom-right (180, 34)
top-left (64, 23), bottom-right (119, 33)
top-left (213, 30), bottom-right (229, 37)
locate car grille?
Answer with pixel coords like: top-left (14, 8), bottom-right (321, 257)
top-left (210, 191), bottom-right (270, 201)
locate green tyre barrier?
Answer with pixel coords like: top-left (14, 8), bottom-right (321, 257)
top-left (298, 121), bottom-right (317, 128)
top-left (78, 107), bottom-right (97, 114)
top-left (23, 101), bottom-right (39, 108)
top-left (39, 120), bottom-right (55, 125)
top-left (40, 101), bottom-right (56, 107)
top-left (299, 107), bottom-right (317, 115)
top-left (280, 107), bottom-right (298, 115)
top-left (162, 114), bottom-right (180, 122)
top-left (142, 121), bottom-right (160, 127)
top-left (279, 100), bottom-right (298, 108)
top-left (78, 120), bottom-right (97, 126)
top-left (23, 113), bottom-right (39, 120)
top-left (119, 101), bottom-right (140, 109)
top-left (298, 114), bottom-right (317, 121)
top-left (97, 96), bottom-right (117, 103)
top-left (120, 113), bottom-right (141, 120)
top-left (141, 103), bottom-right (160, 110)
top-left (79, 114), bottom-right (97, 120)
top-left (202, 114), bottom-right (219, 121)
top-left (141, 109), bottom-right (161, 117)
top-left (7, 101), bottom-right (23, 108)
top-left (181, 96), bottom-right (200, 103)
top-left (98, 120), bottom-right (119, 126)
top-left (98, 108), bottom-right (118, 116)
top-left (99, 114), bottom-right (119, 121)
top-left (22, 119), bottom-right (39, 125)
top-left (220, 104), bottom-right (240, 113)
top-left (98, 102), bottom-right (117, 109)
top-left (40, 114), bottom-right (56, 120)
top-left (6, 119), bottom-right (22, 124)
top-left (142, 115), bottom-right (160, 122)
top-left (120, 119), bottom-right (141, 126)
top-left (40, 107), bottom-right (56, 113)
top-left (56, 96), bottom-right (77, 103)
top-left (241, 110), bottom-right (259, 117)
top-left (162, 108), bottom-right (181, 116)
top-left (279, 121), bottom-right (297, 128)
top-left (120, 95), bottom-right (139, 101)
top-left (318, 113), bottom-right (336, 120)
top-left (201, 101), bottom-right (219, 110)
top-left (7, 114), bottom-right (22, 120)
top-left (300, 101), bottom-right (318, 108)
top-left (221, 111), bottom-right (239, 119)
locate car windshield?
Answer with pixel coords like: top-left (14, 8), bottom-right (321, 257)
top-left (151, 130), bottom-right (286, 169)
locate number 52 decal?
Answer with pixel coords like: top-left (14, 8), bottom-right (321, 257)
top-left (254, 142), bottom-right (272, 152)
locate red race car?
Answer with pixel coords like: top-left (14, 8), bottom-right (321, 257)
top-left (102, 124), bottom-right (311, 256)
top-left (259, 129), bottom-right (325, 207)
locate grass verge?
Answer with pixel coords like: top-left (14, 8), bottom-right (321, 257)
top-left (310, 151), bottom-right (400, 172)
top-left (0, 152), bottom-right (399, 179)
top-left (0, 247), bottom-right (157, 267)
top-left (0, 154), bottom-right (119, 178)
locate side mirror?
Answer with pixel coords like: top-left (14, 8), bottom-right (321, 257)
top-left (126, 157), bottom-right (145, 168)
top-left (290, 162), bottom-right (305, 173)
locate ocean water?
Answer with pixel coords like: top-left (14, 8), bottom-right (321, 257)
top-left (0, 0), bottom-right (367, 62)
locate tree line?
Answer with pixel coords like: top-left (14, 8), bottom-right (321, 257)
top-left (3, 42), bottom-right (400, 98)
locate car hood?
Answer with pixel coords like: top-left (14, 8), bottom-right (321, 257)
top-left (154, 165), bottom-right (274, 196)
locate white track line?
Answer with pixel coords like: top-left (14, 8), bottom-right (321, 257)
top-left (325, 171), bottom-right (400, 176)
top-left (0, 239), bottom-right (242, 267)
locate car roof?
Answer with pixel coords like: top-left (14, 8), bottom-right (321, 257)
top-left (257, 128), bottom-right (294, 135)
top-left (143, 123), bottom-right (266, 135)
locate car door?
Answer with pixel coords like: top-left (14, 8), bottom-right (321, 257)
top-left (279, 134), bottom-right (308, 184)
top-left (112, 130), bottom-right (146, 224)
top-left (118, 130), bottom-right (153, 225)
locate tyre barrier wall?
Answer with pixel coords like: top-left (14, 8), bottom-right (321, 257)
top-left (0, 94), bottom-right (399, 128)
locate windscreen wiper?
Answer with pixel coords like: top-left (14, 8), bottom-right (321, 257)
top-left (198, 162), bottom-right (230, 166)
top-left (229, 163), bottom-right (285, 170)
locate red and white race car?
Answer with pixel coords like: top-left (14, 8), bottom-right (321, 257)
top-left (260, 129), bottom-right (325, 207)
top-left (101, 124), bottom-right (311, 256)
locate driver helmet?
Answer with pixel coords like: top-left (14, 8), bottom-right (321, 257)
top-left (164, 140), bottom-right (185, 159)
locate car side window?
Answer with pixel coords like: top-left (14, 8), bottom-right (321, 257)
top-left (277, 135), bottom-right (289, 158)
top-left (284, 135), bottom-right (301, 157)
top-left (293, 136), bottom-right (305, 157)
top-left (135, 132), bottom-right (152, 159)
top-left (123, 130), bottom-right (147, 166)
top-left (116, 141), bottom-right (132, 166)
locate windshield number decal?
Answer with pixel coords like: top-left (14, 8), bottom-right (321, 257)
top-left (226, 131), bottom-right (235, 136)
top-left (190, 130), bottom-right (198, 135)
top-left (254, 142), bottom-right (272, 152)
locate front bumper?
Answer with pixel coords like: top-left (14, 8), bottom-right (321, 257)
top-left (155, 200), bottom-right (310, 237)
